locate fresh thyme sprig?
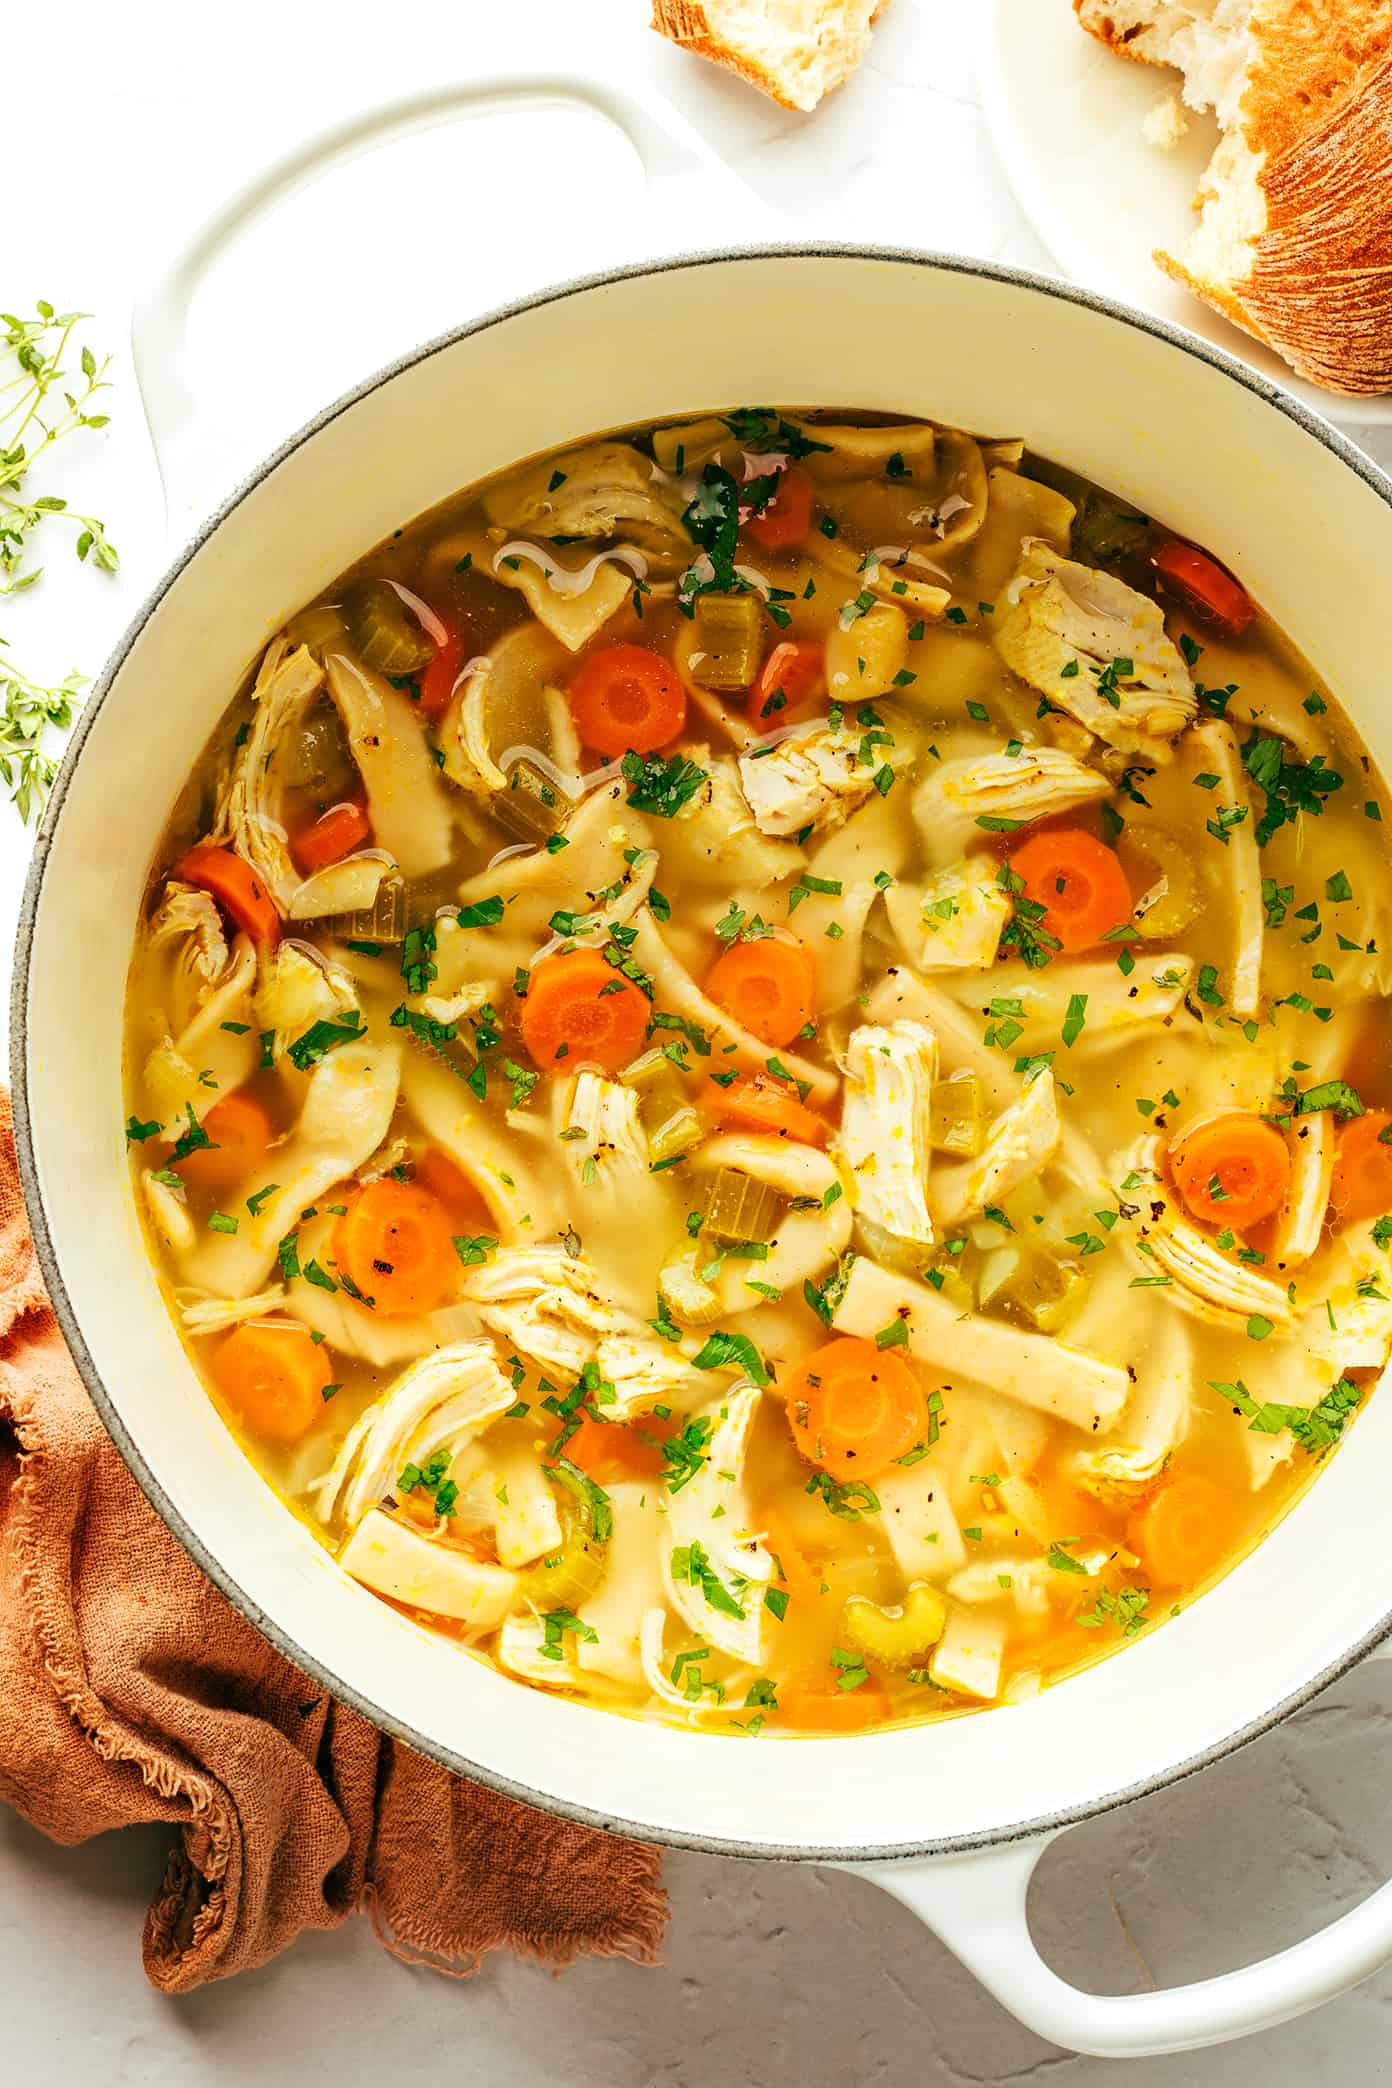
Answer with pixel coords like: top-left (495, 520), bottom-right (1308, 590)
top-left (0, 301), bottom-right (119, 822)
top-left (0, 650), bottom-right (83, 822)
top-left (1, 302), bottom-right (118, 593)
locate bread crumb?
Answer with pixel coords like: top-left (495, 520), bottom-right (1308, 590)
top-left (1143, 86), bottom-right (1190, 150)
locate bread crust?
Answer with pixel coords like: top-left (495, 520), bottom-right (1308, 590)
top-left (1077, 0), bottom-right (1392, 393)
top-left (651, 0), bottom-right (890, 111)
top-left (652, 0), bottom-right (805, 110)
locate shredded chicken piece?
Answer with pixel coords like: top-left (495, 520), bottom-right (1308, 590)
top-left (886, 858), bottom-right (1011, 973)
top-left (930, 746), bottom-right (1113, 826)
top-left (482, 441), bottom-right (689, 571)
top-left (256, 940), bottom-right (358, 1064)
top-left (663, 750), bottom-right (805, 887)
top-left (662, 1385), bottom-right (773, 1666)
top-left (738, 716), bottom-right (896, 838)
top-left (316, 1339), bottom-right (517, 1531)
top-left (993, 541), bottom-right (1197, 759)
top-left (458, 1245), bottom-right (708, 1417)
top-left (934, 1068), bottom-right (1061, 1226)
top-left (1068, 1314), bottom-right (1192, 1506)
top-left (837, 1021), bottom-right (938, 1252)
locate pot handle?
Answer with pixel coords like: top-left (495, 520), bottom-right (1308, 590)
top-left (844, 1832), bottom-right (1392, 2058)
top-left (130, 70), bottom-right (775, 528)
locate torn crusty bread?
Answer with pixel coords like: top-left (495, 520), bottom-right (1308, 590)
top-left (1075, 0), bottom-right (1392, 395)
top-left (652, 0), bottom-right (889, 111)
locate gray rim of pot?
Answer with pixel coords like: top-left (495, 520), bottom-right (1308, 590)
top-left (12, 243), bottom-right (1392, 1865)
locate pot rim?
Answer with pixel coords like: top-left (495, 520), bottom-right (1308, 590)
top-left (13, 242), bottom-right (1392, 1866)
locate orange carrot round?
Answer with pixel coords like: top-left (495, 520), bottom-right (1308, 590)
top-left (291, 798), bottom-right (371, 875)
top-left (1169, 1111), bottom-right (1292, 1229)
top-left (780, 1675), bottom-right (891, 1733)
top-left (1010, 828), bottom-right (1132, 953)
top-left (748, 638), bottom-right (825, 726)
top-left (418, 619), bottom-right (465, 720)
top-left (1331, 1108), bottom-right (1392, 1225)
top-left (175, 1090), bottom-right (275, 1195)
top-left (519, 948), bottom-right (649, 1072)
top-left (213, 1320), bottom-right (328, 1444)
top-left (177, 844), bottom-right (281, 947)
top-left (1127, 1472), bottom-right (1235, 1588)
top-left (567, 643), bottom-right (687, 756)
top-left (786, 1336), bottom-right (926, 1481)
top-left (707, 1072), bottom-right (828, 1145)
top-left (333, 1177), bottom-right (460, 1317)
top-left (744, 465), bottom-right (814, 552)
top-left (755, 1500), bottom-right (821, 1600)
top-left (559, 1410), bottom-right (667, 1484)
top-left (1152, 540), bottom-right (1253, 638)
top-left (705, 932), bottom-right (817, 1047)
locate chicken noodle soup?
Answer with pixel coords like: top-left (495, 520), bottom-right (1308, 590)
top-left (125, 409), bottom-right (1392, 1735)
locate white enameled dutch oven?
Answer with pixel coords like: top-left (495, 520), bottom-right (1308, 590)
top-left (14, 71), bottom-right (1392, 2060)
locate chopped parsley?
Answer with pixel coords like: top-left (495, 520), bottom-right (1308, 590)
top-left (622, 748), bottom-right (707, 818)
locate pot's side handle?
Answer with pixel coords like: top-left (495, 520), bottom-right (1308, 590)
top-left (131, 71), bottom-right (776, 529)
top-left (843, 1836), bottom-right (1392, 2058)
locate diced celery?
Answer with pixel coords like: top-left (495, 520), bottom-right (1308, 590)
top-left (518, 1490), bottom-right (608, 1609)
top-left (842, 1585), bottom-right (948, 1670)
top-left (493, 760), bottom-right (567, 844)
top-left (341, 876), bottom-right (407, 944)
top-left (345, 580), bottom-right (433, 676)
top-left (701, 1166), bottom-right (780, 1244)
top-left (691, 592), bottom-right (764, 691)
top-left (619, 1049), bottom-right (672, 1090)
top-left (649, 1106), bottom-right (703, 1165)
top-left (658, 1247), bottom-right (724, 1327)
top-left (995, 1252), bottom-right (1088, 1334)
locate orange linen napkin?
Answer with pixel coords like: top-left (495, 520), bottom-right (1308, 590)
top-left (0, 1094), bottom-right (665, 1990)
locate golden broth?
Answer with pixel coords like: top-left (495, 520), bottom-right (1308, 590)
top-left (124, 409), bottom-right (1392, 1735)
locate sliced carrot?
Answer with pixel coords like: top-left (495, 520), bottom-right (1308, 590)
top-left (707, 1072), bottom-right (828, 1145)
top-left (333, 1177), bottom-right (460, 1317)
top-left (414, 1147), bottom-right (493, 1231)
top-left (291, 798), bottom-right (371, 875)
top-left (744, 465), bottom-right (814, 553)
top-left (175, 1090), bottom-right (275, 1195)
top-left (567, 643), bottom-right (687, 756)
top-left (755, 1500), bottom-right (822, 1601)
top-left (559, 1409), bottom-right (666, 1484)
top-left (519, 948), bottom-right (649, 1073)
top-left (1331, 1108), bottom-right (1392, 1225)
top-left (1127, 1472), bottom-right (1235, 1588)
top-left (418, 619), bottom-right (465, 720)
top-left (1010, 828), bottom-right (1132, 953)
top-left (779, 1675), bottom-right (891, 1733)
top-left (1152, 540), bottom-right (1253, 638)
top-left (786, 1336), bottom-right (926, 1482)
top-left (213, 1320), bottom-right (328, 1445)
top-left (705, 932), bottom-right (817, 1047)
top-left (748, 638), bottom-right (825, 726)
top-left (177, 844), bottom-right (281, 947)
top-left (1169, 1111), bottom-right (1292, 1230)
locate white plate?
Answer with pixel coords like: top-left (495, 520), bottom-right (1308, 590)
top-left (976, 0), bottom-right (1392, 428)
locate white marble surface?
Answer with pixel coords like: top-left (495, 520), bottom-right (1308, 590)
top-left (5, 1), bottom-right (1392, 2077)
